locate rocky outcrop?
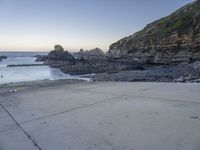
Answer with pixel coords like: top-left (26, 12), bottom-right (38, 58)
top-left (47, 45), bottom-right (75, 61)
top-left (44, 45), bottom-right (75, 67)
top-left (74, 48), bottom-right (107, 64)
top-left (0, 56), bottom-right (7, 62)
top-left (75, 48), bottom-right (106, 59)
top-left (41, 1), bottom-right (200, 82)
top-left (44, 60), bottom-right (75, 68)
top-left (107, 0), bottom-right (200, 64)
top-left (42, 46), bottom-right (142, 75)
top-left (61, 61), bottom-right (143, 75)
top-left (92, 62), bottom-right (200, 82)
top-left (58, 48), bottom-right (143, 75)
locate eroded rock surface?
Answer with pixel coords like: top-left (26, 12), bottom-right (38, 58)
top-left (44, 45), bottom-right (76, 67)
top-left (107, 1), bottom-right (200, 64)
top-left (74, 48), bottom-right (107, 64)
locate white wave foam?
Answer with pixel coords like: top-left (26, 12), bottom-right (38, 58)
top-left (0, 65), bottom-right (7, 67)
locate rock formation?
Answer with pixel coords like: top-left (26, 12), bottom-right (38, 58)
top-left (74, 48), bottom-right (107, 64)
top-left (75, 48), bottom-right (106, 60)
top-left (92, 61), bottom-right (200, 82)
top-left (47, 45), bottom-right (75, 61)
top-left (42, 1), bottom-right (200, 82)
top-left (0, 56), bottom-right (7, 62)
top-left (60, 62), bottom-right (143, 76)
top-left (107, 0), bottom-right (200, 64)
top-left (44, 45), bottom-right (75, 67)
top-left (61, 48), bottom-right (130, 75)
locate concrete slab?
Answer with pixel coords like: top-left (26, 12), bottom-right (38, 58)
top-left (87, 82), bottom-right (200, 102)
top-left (22, 96), bottom-right (200, 150)
top-left (0, 82), bottom-right (200, 150)
top-left (1, 86), bottom-right (118, 124)
top-left (0, 106), bottom-right (38, 150)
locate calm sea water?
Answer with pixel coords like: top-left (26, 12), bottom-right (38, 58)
top-left (0, 52), bottom-right (89, 84)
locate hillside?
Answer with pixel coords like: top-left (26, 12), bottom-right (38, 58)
top-left (108, 0), bottom-right (200, 64)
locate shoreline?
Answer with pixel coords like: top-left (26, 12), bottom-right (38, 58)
top-left (0, 79), bottom-right (87, 95)
top-left (1, 77), bottom-right (198, 96)
top-left (1, 51), bottom-right (200, 83)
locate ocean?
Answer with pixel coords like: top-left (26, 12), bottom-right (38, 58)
top-left (0, 51), bottom-right (88, 84)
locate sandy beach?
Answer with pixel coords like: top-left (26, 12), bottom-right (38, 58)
top-left (0, 80), bottom-right (200, 150)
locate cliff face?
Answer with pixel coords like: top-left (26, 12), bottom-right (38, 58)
top-left (108, 0), bottom-right (200, 64)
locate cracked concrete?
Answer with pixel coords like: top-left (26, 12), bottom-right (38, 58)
top-left (0, 82), bottom-right (200, 150)
top-left (0, 104), bottom-right (42, 150)
top-left (0, 105), bottom-right (38, 150)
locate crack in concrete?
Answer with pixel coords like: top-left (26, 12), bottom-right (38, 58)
top-left (0, 104), bottom-right (42, 150)
top-left (20, 91), bottom-right (200, 125)
top-left (132, 95), bottom-right (200, 105)
top-left (21, 95), bottom-right (124, 125)
top-left (87, 88), bottom-right (200, 105)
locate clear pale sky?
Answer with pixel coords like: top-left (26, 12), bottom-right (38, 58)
top-left (0, 0), bottom-right (194, 51)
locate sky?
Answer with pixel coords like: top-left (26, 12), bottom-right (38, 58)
top-left (0, 0), bottom-right (194, 52)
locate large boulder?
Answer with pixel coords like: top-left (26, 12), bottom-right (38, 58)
top-left (107, 0), bottom-right (200, 64)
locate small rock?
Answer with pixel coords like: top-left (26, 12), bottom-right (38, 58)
top-left (190, 116), bottom-right (199, 119)
top-left (126, 115), bottom-right (130, 118)
top-left (54, 45), bottom-right (64, 51)
top-left (10, 89), bottom-right (17, 93)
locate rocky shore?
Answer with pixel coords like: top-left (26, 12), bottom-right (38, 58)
top-left (36, 45), bottom-right (144, 75)
top-left (35, 44), bottom-right (200, 82)
top-left (35, 1), bottom-right (200, 83)
top-left (92, 62), bottom-right (200, 82)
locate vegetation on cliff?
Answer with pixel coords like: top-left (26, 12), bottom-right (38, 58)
top-left (108, 0), bottom-right (200, 64)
